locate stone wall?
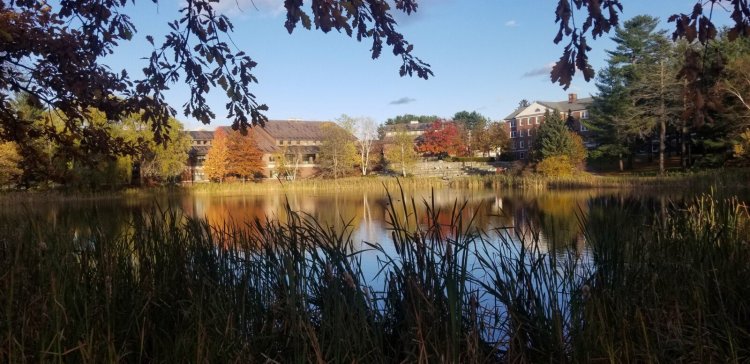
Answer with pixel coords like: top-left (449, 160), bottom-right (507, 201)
top-left (388, 160), bottom-right (510, 178)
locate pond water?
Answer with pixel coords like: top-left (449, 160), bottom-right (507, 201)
top-left (3, 185), bottom-right (748, 304)
top-left (5, 185), bottom-right (745, 255)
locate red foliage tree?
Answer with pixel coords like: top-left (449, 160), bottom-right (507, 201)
top-left (417, 121), bottom-right (468, 157)
top-left (226, 129), bottom-right (265, 179)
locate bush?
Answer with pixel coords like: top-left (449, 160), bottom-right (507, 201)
top-left (536, 155), bottom-right (574, 177)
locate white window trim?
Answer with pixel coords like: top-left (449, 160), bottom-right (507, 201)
top-left (527, 129), bottom-right (531, 137)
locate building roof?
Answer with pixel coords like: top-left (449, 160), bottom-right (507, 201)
top-left (188, 130), bottom-right (214, 140)
top-left (187, 120), bottom-right (347, 155)
top-left (502, 108), bottom-right (523, 121)
top-left (260, 120), bottom-right (336, 140)
top-left (503, 96), bottom-right (593, 122)
top-left (538, 97), bottom-right (593, 112)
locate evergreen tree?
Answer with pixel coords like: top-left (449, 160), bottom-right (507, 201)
top-left (532, 110), bottom-right (586, 172)
top-left (592, 15), bottom-right (681, 174)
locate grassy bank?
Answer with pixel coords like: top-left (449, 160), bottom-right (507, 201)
top-left (1, 189), bottom-right (749, 362)
top-left (2, 168), bottom-right (748, 203)
top-left (184, 176), bottom-right (449, 195)
top-left (450, 167), bottom-right (750, 191)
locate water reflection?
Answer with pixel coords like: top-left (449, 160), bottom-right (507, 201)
top-left (2, 187), bottom-right (746, 257)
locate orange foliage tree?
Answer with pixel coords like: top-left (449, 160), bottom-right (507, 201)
top-left (416, 120), bottom-right (468, 157)
top-left (203, 128), bottom-right (229, 182)
top-left (226, 129), bottom-right (265, 180)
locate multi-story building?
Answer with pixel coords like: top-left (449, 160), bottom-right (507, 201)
top-left (381, 120), bottom-right (434, 139)
top-left (503, 93), bottom-right (592, 160)
top-left (186, 120), bottom-right (348, 182)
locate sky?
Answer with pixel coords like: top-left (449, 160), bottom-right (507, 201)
top-left (102, 0), bottom-right (732, 130)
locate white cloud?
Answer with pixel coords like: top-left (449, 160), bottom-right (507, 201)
top-left (210, 0), bottom-right (285, 18)
top-left (504, 20), bottom-right (518, 27)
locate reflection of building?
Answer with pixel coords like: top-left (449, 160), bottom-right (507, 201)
top-left (186, 120), bottom-right (349, 182)
top-left (503, 93), bottom-right (592, 160)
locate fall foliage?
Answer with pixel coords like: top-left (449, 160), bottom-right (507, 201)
top-left (417, 121), bottom-right (468, 157)
top-left (318, 123), bottom-right (358, 179)
top-left (226, 129), bottom-right (265, 179)
top-left (384, 125), bottom-right (419, 177)
top-left (0, 141), bottom-right (22, 186)
top-left (203, 129), bottom-right (230, 182)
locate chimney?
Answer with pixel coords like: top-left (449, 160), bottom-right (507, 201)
top-left (568, 93), bottom-right (577, 103)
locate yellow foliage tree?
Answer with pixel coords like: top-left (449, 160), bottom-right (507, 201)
top-left (0, 141), bottom-right (23, 186)
top-left (733, 129), bottom-right (750, 164)
top-left (203, 128), bottom-right (229, 182)
top-left (384, 125), bottom-right (419, 177)
top-left (536, 155), bottom-right (574, 177)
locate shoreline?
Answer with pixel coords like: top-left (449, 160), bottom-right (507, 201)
top-left (0, 168), bottom-right (748, 202)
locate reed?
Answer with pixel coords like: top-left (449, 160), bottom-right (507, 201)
top-left (0, 186), bottom-right (748, 362)
top-left (450, 168), bottom-right (750, 191)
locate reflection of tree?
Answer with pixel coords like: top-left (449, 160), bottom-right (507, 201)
top-left (534, 194), bottom-right (585, 250)
top-left (497, 191), bottom-right (593, 253)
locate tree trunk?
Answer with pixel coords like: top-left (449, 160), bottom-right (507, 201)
top-left (681, 78), bottom-right (689, 169)
top-left (658, 60), bottom-right (666, 176)
top-left (619, 154), bottom-right (624, 172)
top-left (400, 145), bottom-right (406, 177)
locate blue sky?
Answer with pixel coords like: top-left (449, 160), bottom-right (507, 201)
top-left (103, 0), bottom-right (729, 129)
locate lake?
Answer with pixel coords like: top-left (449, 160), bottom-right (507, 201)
top-left (4, 185), bottom-right (744, 281)
top-left (3, 183), bottom-right (750, 362)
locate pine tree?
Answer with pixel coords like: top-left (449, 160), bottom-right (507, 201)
top-left (602, 15), bottom-right (681, 174)
top-left (532, 110), bottom-right (586, 172)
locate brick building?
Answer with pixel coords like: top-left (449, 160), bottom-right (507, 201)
top-left (503, 93), bottom-right (592, 160)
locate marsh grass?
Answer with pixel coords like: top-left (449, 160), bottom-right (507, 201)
top-left (1, 186), bottom-right (749, 362)
top-left (450, 168), bottom-right (750, 192)
top-left (185, 176), bottom-right (448, 196)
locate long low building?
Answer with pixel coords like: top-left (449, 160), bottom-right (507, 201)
top-left (186, 120), bottom-right (346, 182)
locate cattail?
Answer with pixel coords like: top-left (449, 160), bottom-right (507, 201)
top-left (363, 286), bottom-right (372, 301)
top-left (343, 271), bottom-right (356, 289)
top-left (581, 284), bottom-right (591, 301)
top-left (324, 263), bottom-right (333, 281)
